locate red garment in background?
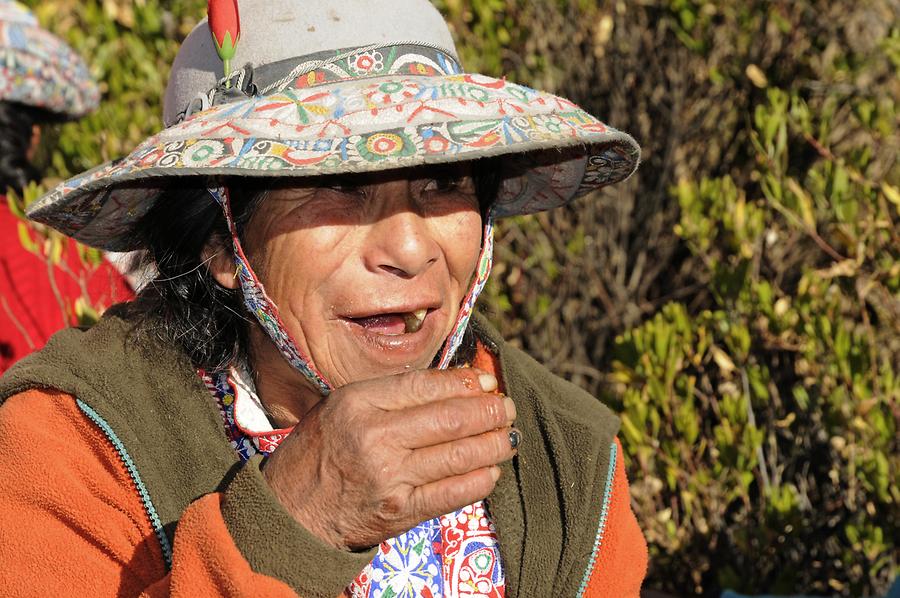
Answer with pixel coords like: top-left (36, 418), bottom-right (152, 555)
top-left (0, 198), bottom-right (134, 373)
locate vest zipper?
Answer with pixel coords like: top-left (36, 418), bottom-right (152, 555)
top-left (75, 399), bottom-right (174, 569)
top-left (575, 441), bottom-right (618, 597)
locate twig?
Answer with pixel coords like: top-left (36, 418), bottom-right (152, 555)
top-left (742, 367), bottom-right (771, 493)
top-left (766, 194), bottom-right (847, 262)
top-left (1, 295), bottom-right (35, 350)
top-left (858, 297), bottom-right (881, 402)
top-left (802, 131), bottom-right (900, 208)
top-left (53, 256), bottom-right (94, 308)
top-left (44, 247), bottom-right (69, 327)
top-left (557, 361), bottom-right (605, 382)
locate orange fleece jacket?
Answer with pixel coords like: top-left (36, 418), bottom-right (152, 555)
top-left (0, 389), bottom-right (645, 597)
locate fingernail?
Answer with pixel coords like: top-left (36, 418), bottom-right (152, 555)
top-left (490, 466), bottom-right (501, 481)
top-left (508, 429), bottom-right (521, 449)
top-left (503, 396), bottom-right (516, 422)
top-left (479, 373), bottom-right (498, 392)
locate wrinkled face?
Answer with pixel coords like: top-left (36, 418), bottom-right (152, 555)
top-left (211, 165), bottom-right (484, 401)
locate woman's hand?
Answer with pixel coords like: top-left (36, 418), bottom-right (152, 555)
top-left (261, 368), bottom-right (517, 551)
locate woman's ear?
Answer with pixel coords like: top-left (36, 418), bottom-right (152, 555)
top-left (202, 241), bottom-right (240, 290)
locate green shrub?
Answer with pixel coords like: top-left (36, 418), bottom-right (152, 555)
top-left (442, 1), bottom-right (899, 594)
top-left (15, 0), bottom-right (900, 595)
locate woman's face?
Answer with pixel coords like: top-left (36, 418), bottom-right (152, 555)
top-left (212, 165), bottom-right (484, 405)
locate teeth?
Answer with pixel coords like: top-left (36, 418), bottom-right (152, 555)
top-left (403, 309), bottom-right (427, 333)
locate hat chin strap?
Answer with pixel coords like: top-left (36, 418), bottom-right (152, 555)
top-left (436, 211), bottom-right (494, 368)
top-left (208, 186), bottom-right (494, 396)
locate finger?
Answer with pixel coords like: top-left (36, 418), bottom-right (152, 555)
top-left (409, 466), bottom-right (501, 523)
top-left (371, 367), bottom-right (497, 410)
top-left (403, 428), bottom-right (518, 486)
top-left (395, 393), bottom-right (516, 448)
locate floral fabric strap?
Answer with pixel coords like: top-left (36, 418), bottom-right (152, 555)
top-left (209, 185), bottom-right (332, 394)
top-left (437, 213), bottom-right (493, 368)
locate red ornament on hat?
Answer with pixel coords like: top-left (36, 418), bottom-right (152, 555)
top-left (208, 0), bottom-right (241, 82)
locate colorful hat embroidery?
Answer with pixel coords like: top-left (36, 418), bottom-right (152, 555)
top-left (26, 46), bottom-right (638, 251)
top-left (26, 0), bottom-right (640, 248)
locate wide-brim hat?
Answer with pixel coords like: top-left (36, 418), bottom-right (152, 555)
top-left (26, 0), bottom-right (640, 252)
top-left (0, 0), bottom-right (99, 117)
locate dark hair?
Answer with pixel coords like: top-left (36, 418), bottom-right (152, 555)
top-left (0, 101), bottom-right (59, 196)
top-left (131, 162), bottom-right (501, 373)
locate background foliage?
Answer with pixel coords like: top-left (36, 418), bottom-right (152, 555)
top-left (17, 0), bottom-right (899, 595)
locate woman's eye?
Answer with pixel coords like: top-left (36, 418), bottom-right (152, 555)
top-left (423, 176), bottom-right (473, 193)
top-left (324, 184), bottom-right (365, 197)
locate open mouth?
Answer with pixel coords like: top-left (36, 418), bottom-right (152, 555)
top-left (343, 308), bottom-right (430, 336)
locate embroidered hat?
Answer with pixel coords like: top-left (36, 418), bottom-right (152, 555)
top-left (0, 0), bottom-right (99, 117)
top-left (25, 0), bottom-right (640, 252)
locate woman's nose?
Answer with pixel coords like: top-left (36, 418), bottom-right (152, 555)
top-left (363, 188), bottom-right (440, 279)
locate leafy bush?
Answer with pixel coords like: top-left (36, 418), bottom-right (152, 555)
top-left (17, 0), bottom-right (899, 595)
top-left (441, 1), bottom-right (899, 594)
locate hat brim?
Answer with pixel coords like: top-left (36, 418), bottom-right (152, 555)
top-left (27, 72), bottom-right (639, 251)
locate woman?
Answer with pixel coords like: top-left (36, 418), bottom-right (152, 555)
top-left (0, 0), bottom-right (133, 372)
top-left (0, 0), bottom-right (647, 596)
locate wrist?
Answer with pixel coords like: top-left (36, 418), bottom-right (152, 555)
top-left (261, 453), bottom-right (352, 551)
